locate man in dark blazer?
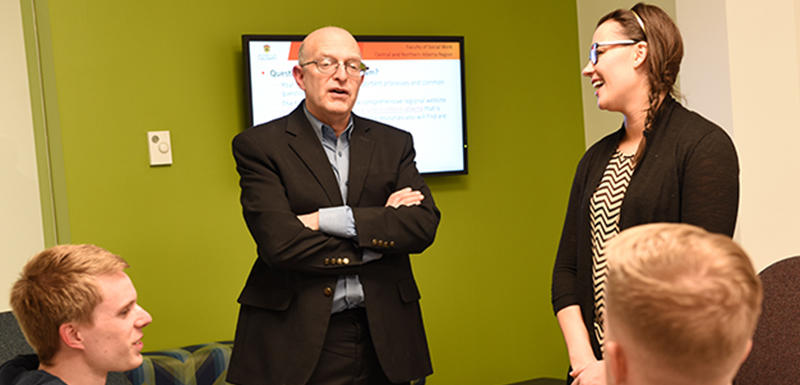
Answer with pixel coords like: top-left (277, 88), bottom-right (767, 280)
top-left (227, 26), bottom-right (440, 385)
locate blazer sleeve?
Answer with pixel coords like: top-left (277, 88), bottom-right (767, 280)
top-left (551, 156), bottom-right (587, 314)
top-left (680, 128), bottom-right (740, 236)
top-left (351, 132), bottom-right (441, 255)
top-left (233, 132), bottom-right (363, 275)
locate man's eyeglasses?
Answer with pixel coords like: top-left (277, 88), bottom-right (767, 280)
top-left (589, 40), bottom-right (638, 65)
top-left (300, 57), bottom-right (369, 77)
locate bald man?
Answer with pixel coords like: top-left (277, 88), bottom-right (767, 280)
top-left (228, 26), bottom-right (440, 385)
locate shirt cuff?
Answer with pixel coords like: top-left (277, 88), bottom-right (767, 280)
top-left (318, 206), bottom-right (357, 238)
top-left (363, 249), bottom-right (383, 263)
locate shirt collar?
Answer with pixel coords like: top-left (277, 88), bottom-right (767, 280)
top-left (302, 101), bottom-right (354, 143)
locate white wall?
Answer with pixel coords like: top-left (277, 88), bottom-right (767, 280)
top-left (675, 0), bottom-right (733, 136)
top-left (0, 0), bottom-right (45, 311)
top-left (677, 0), bottom-right (800, 271)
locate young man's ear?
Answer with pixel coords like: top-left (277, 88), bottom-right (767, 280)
top-left (58, 323), bottom-right (85, 350)
top-left (604, 341), bottom-right (628, 384)
top-left (740, 338), bottom-right (754, 364)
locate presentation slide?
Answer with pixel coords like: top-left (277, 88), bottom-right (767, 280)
top-left (247, 39), bottom-right (466, 174)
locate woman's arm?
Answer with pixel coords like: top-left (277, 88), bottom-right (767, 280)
top-left (557, 305), bottom-right (606, 385)
top-left (680, 128), bottom-right (739, 236)
top-left (557, 305), bottom-right (596, 372)
top-left (553, 151), bottom-right (607, 385)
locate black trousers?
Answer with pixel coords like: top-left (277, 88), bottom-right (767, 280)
top-left (307, 308), bottom-right (410, 385)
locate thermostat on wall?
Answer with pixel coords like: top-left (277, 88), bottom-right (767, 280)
top-left (147, 131), bottom-right (172, 166)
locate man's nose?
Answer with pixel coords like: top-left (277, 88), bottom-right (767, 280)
top-left (332, 62), bottom-right (348, 80)
top-left (136, 305), bottom-right (153, 328)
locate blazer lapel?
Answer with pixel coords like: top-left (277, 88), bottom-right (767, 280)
top-left (286, 107), bottom-right (344, 206)
top-left (347, 116), bottom-right (374, 206)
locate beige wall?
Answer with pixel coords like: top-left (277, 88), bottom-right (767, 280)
top-left (675, 0), bottom-right (733, 136)
top-left (0, 0), bottom-right (44, 311)
top-left (677, 0), bottom-right (800, 270)
top-left (723, 0), bottom-right (800, 270)
top-left (575, 0), bottom-right (677, 147)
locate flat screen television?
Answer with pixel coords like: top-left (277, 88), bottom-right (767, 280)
top-left (243, 35), bottom-right (467, 175)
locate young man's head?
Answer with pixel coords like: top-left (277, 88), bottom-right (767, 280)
top-left (10, 244), bottom-right (152, 373)
top-left (603, 223), bottom-right (762, 385)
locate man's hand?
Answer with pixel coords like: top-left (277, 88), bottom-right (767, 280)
top-left (297, 212), bottom-right (320, 231)
top-left (297, 187), bottom-right (422, 230)
top-left (385, 187), bottom-right (424, 209)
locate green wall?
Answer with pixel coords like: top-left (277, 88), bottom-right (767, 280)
top-left (25, 0), bottom-right (586, 383)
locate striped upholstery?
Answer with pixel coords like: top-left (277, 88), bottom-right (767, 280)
top-left (125, 341), bottom-right (232, 385)
top-left (123, 340), bottom-right (427, 385)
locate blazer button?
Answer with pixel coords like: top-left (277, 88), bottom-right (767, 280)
top-left (323, 287), bottom-right (333, 297)
top-left (343, 257), bottom-right (350, 265)
top-left (323, 257), bottom-right (329, 265)
top-left (389, 241), bottom-right (395, 247)
top-left (336, 258), bottom-right (343, 265)
top-left (371, 239), bottom-right (378, 246)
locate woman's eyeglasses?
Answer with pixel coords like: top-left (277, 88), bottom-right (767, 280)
top-left (589, 40), bottom-right (639, 65)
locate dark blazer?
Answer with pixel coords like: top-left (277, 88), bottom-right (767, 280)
top-left (227, 103), bottom-right (440, 385)
top-left (551, 96), bottom-right (740, 359)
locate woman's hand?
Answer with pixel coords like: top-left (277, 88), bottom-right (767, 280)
top-left (571, 359), bottom-right (606, 385)
top-left (556, 306), bottom-right (604, 385)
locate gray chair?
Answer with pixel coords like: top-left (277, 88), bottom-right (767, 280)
top-left (0, 311), bottom-right (128, 385)
top-left (734, 256), bottom-right (800, 384)
top-left (0, 311), bottom-right (34, 363)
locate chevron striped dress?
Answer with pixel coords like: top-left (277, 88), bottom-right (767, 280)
top-left (589, 150), bottom-right (635, 348)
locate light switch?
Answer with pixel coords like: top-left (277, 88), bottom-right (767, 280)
top-left (147, 131), bottom-right (173, 166)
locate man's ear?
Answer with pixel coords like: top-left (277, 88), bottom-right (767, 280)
top-left (604, 341), bottom-right (628, 384)
top-left (58, 323), bottom-right (85, 350)
top-left (292, 65), bottom-right (307, 91)
top-left (632, 41), bottom-right (648, 69)
top-left (740, 338), bottom-right (754, 364)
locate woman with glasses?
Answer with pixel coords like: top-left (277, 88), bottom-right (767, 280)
top-left (551, 3), bottom-right (739, 384)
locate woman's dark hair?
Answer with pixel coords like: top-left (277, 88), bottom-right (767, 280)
top-left (598, 3), bottom-right (683, 165)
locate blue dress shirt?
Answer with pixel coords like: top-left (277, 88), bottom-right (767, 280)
top-left (303, 105), bottom-right (381, 313)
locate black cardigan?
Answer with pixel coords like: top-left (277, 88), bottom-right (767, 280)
top-left (551, 96), bottom-right (740, 358)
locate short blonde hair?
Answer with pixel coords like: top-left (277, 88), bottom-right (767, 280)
top-left (10, 244), bottom-right (128, 365)
top-left (605, 223), bottom-right (762, 379)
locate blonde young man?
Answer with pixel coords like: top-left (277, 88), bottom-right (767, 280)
top-left (228, 26), bottom-right (439, 385)
top-left (602, 223), bottom-right (762, 385)
top-left (0, 245), bottom-right (152, 385)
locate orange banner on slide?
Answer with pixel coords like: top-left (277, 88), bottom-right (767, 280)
top-left (359, 42), bottom-right (460, 60)
top-left (288, 41), bottom-right (459, 60)
top-left (289, 41), bottom-right (302, 60)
